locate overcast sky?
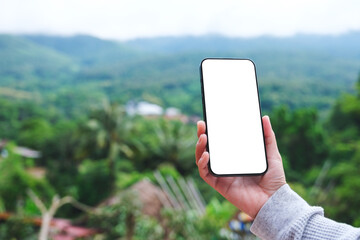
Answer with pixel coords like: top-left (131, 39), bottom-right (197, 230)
top-left (1, 0), bottom-right (360, 40)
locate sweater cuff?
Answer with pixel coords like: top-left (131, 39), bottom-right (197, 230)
top-left (250, 184), bottom-right (323, 240)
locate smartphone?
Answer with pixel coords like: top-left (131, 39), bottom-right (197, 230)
top-left (200, 58), bottom-right (268, 176)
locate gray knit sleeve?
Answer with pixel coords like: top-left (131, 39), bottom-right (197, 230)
top-left (250, 184), bottom-right (360, 240)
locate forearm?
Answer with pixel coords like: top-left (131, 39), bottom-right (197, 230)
top-left (250, 184), bottom-right (360, 240)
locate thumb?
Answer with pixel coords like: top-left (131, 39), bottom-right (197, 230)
top-left (262, 115), bottom-right (281, 161)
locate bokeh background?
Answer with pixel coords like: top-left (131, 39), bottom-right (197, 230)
top-left (1, 0), bottom-right (360, 239)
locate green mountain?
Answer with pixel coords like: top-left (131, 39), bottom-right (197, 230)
top-left (0, 34), bottom-right (76, 93)
top-left (23, 35), bottom-right (141, 66)
top-left (0, 33), bottom-right (359, 116)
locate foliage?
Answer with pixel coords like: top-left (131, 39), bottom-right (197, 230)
top-left (77, 160), bottom-right (113, 206)
top-left (85, 184), bottom-right (235, 239)
top-left (115, 164), bottom-right (183, 190)
top-left (87, 204), bottom-right (232, 240)
top-left (2, 33), bottom-right (360, 236)
top-left (204, 198), bottom-right (238, 228)
top-left (326, 158), bottom-right (360, 226)
top-left (317, 76), bottom-right (360, 226)
top-left (18, 118), bottom-right (54, 150)
top-left (2, 33), bottom-right (360, 117)
top-left (127, 118), bottom-right (196, 174)
top-left (194, 198), bottom-right (238, 239)
top-left (161, 208), bottom-right (201, 240)
top-left (133, 215), bottom-right (164, 240)
top-left (116, 170), bottom-right (151, 190)
top-left (0, 145), bottom-right (54, 212)
top-left (78, 101), bottom-right (133, 179)
top-left (0, 215), bottom-right (37, 240)
top-left (86, 190), bottom-right (143, 239)
top-left (0, 99), bottom-right (48, 140)
top-left (271, 106), bottom-right (329, 183)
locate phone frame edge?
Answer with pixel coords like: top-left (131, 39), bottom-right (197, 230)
top-left (199, 57), bottom-right (269, 177)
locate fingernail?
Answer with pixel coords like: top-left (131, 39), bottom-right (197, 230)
top-left (198, 154), bottom-right (204, 164)
top-left (268, 116), bottom-right (273, 130)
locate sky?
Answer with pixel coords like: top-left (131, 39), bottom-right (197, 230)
top-left (1, 0), bottom-right (360, 41)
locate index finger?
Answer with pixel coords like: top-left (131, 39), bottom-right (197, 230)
top-left (197, 121), bottom-right (206, 138)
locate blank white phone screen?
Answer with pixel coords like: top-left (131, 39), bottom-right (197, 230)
top-left (200, 59), bottom-right (267, 175)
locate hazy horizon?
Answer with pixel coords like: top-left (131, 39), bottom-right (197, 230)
top-left (1, 0), bottom-right (360, 41)
top-left (2, 30), bottom-right (360, 43)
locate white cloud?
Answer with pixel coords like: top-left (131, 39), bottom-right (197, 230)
top-left (0, 0), bottom-right (359, 40)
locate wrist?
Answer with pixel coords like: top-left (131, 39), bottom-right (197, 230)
top-left (250, 184), bottom-right (322, 239)
top-left (253, 181), bottom-right (287, 218)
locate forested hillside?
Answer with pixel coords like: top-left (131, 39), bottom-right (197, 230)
top-left (1, 33), bottom-right (359, 117)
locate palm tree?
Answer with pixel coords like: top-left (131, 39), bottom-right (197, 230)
top-left (129, 118), bottom-right (196, 173)
top-left (80, 100), bottom-right (133, 179)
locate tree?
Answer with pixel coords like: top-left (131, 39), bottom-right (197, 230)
top-left (0, 144), bottom-right (54, 211)
top-left (271, 106), bottom-right (329, 182)
top-left (127, 118), bottom-right (196, 174)
top-left (79, 100), bottom-right (133, 179)
top-left (18, 118), bottom-right (54, 150)
top-left (321, 75), bottom-right (360, 226)
top-left (27, 189), bottom-right (94, 240)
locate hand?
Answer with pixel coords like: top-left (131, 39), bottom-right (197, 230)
top-left (195, 115), bottom-right (286, 218)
